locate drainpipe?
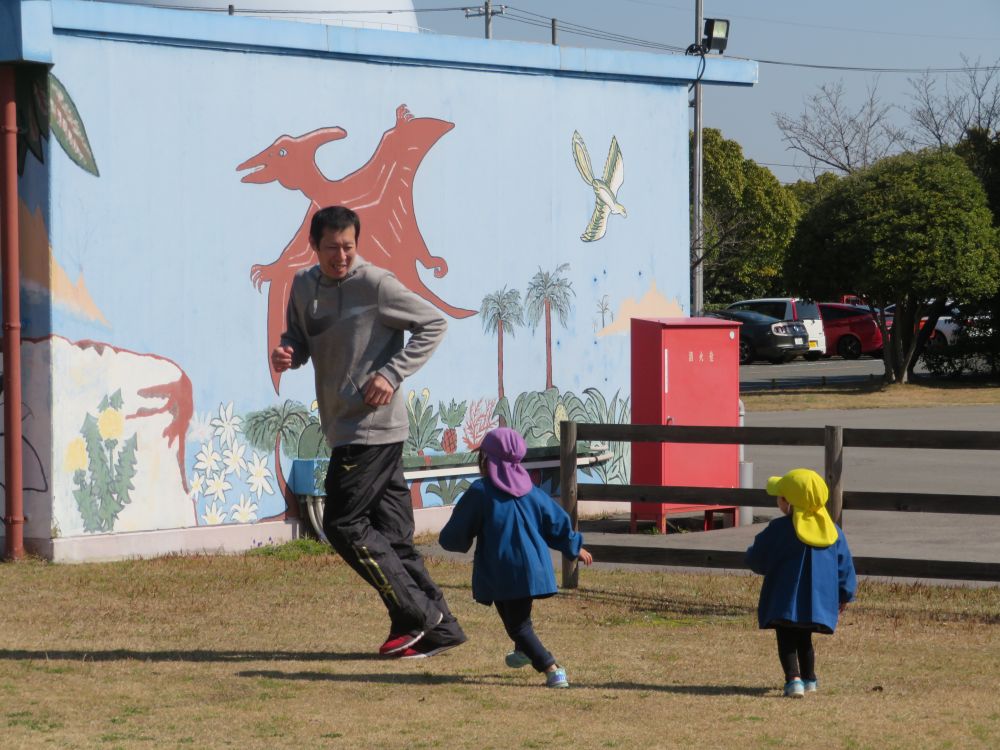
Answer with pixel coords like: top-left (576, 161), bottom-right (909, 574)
top-left (0, 66), bottom-right (24, 561)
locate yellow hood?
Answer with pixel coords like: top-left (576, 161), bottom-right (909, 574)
top-left (766, 468), bottom-right (839, 548)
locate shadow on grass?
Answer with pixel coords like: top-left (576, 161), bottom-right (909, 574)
top-left (566, 586), bottom-right (752, 619)
top-left (0, 649), bottom-right (380, 663)
top-left (236, 669), bottom-right (771, 696)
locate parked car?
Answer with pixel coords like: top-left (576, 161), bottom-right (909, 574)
top-left (703, 309), bottom-right (810, 365)
top-left (726, 297), bottom-right (827, 359)
top-left (818, 303), bottom-right (883, 359)
top-left (883, 302), bottom-right (960, 347)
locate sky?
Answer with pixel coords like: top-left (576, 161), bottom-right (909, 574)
top-left (410, 0), bottom-right (1000, 185)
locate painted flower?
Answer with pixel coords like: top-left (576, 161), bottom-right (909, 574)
top-left (204, 473), bottom-right (232, 503)
top-left (187, 411), bottom-right (215, 444)
top-left (194, 442), bottom-right (221, 475)
top-left (97, 407), bottom-right (124, 441)
top-left (188, 472), bottom-right (205, 501)
top-left (64, 437), bottom-right (88, 472)
top-left (247, 452), bottom-right (274, 499)
top-left (201, 501), bottom-right (227, 526)
top-left (230, 494), bottom-right (258, 523)
top-left (211, 401), bottom-right (242, 449)
top-left (222, 442), bottom-right (248, 478)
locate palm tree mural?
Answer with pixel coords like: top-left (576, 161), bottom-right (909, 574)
top-left (525, 264), bottom-right (575, 390)
top-left (480, 287), bottom-right (524, 406)
top-left (597, 294), bottom-right (611, 328)
top-left (243, 400), bottom-right (312, 519)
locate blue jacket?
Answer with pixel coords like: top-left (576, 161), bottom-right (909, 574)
top-left (745, 515), bottom-right (857, 633)
top-left (438, 478), bottom-right (583, 605)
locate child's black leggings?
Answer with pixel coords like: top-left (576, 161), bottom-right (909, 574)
top-left (774, 625), bottom-right (815, 682)
top-left (495, 597), bottom-right (556, 673)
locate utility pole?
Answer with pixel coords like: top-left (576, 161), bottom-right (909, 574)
top-left (691, 0), bottom-right (704, 317)
top-left (465, 3), bottom-right (504, 39)
top-left (551, 18), bottom-right (558, 45)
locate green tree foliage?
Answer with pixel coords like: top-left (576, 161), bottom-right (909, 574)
top-left (694, 128), bottom-right (801, 305)
top-left (786, 149), bottom-right (1000, 382)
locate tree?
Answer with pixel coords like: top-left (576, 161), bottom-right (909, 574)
top-left (774, 80), bottom-right (904, 175)
top-left (480, 286), bottom-right (524, 404)
top-left (785, 149), bottom-right (1000, 383)
top-left (243, 400), bottom-right (312, 519)
top-left (525, 264), bottom-right (574, 390)
top-left (694, 128), bottom-right (801, 304)
top-left (905, 58), bottom-right (1000, 149)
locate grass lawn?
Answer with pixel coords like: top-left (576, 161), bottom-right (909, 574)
top-left (742, 379), bottom-right (1000, 411)
top-left (2, 541), bottom-right (999, 749)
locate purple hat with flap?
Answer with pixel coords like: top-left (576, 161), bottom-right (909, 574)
top-left (480, 427), bottom-right (533, 496)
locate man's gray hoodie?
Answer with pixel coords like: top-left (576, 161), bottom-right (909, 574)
top-left (280, 261), bottom-right (447, 448)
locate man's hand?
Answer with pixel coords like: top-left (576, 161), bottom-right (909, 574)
top-left (271, 345), bottom-right (294, 373)
top-left (363, 373), bottom-right (395, 407)
top-left (578, 547), bottom-right (593, 566)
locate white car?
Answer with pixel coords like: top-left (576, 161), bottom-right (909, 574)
top-left (726, 298), bottom-right (827, 359)
top-left (884, 302), bottom-right (961, 347)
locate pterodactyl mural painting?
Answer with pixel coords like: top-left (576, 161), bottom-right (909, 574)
top-left (238, 104), bottom-right (476, 393)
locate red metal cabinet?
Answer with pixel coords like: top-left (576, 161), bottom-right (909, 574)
top-left (630, 318), bottom-right (740, 532)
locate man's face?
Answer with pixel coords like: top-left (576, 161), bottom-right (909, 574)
top-left (312, 226), bottom-right (358, 280)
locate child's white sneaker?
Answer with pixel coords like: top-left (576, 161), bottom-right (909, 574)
top-left (545, 667), bottom-right (569, 688)
top-left (784, 679), bottom-right (805, 698)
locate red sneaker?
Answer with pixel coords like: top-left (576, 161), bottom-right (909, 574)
top-left (396, 636), bottom-right (466, 660)
top-left (380, 632), bottom-right (421, 656)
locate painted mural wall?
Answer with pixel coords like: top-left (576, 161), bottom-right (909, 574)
top-left (8, 10), bottom-right (701, 550)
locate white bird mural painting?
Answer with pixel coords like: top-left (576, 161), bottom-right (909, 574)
top-left (572, 130), bottom-right (626, 242)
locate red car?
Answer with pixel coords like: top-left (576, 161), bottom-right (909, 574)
top-left (818, 303), bottom-right (883, 359)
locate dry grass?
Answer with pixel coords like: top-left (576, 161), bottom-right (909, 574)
top-left (2, 543), bottom-right (999, 749)
top-left (742, 379), bottom-right (1000, 411)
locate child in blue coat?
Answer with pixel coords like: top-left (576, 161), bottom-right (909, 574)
top-left (439, 427), bottom-right (592, 688)
top-left (745, 468), bottom-right (857, 698)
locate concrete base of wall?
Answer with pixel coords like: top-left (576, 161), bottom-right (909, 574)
top-left (23, 520), bottom-right (304, 563)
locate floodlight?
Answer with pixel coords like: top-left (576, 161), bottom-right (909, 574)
top-left (702, 18), bottom-right (729, 54)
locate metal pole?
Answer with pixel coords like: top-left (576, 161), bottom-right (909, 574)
top-left (691, 0), bottom-right (704, 317)
top-left (738, 399), bottom-right (754, 526)
top-left (559, 420), bottom-right (579, 589)
top-left (0, 66), bottom-right (25, 561)
top-left (485, 0), bottom-right (492, 39)
top-left (551, 17), bottom-right (557, 45)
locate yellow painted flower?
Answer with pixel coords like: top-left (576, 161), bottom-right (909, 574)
top-left (64, 437), bottom-right (88, 472)
top-left (97, 407), bottom-right (124, 440)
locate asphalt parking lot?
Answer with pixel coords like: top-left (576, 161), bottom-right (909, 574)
top-left (740, 354), bottom-right (921, 391)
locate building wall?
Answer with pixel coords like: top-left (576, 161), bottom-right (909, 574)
top-left (2, 0), bottom-right (756, 558)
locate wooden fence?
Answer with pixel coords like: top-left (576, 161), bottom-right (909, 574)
top-left (558, 421), bottom-right (1000, 586)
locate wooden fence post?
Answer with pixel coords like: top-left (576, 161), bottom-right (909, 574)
top-left (559, 420), bottom-right (579, 589)
top-left (825, 425), bottom-right (843, 526)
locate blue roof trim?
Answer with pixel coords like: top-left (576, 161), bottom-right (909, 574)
top-left (42, 0), bottom-right (756, 87)
top-left (0, 1), bottom-right (54, 64)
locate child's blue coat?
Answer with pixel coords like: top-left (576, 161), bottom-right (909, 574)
top-left (745, 515), bottom-right (857, 633)
top-left (438, 478), bottom-right (583, 605)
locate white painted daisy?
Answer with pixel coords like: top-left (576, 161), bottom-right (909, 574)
top-left (204, 473), bottom-right (232, 504)
top-left (230, 494), bottom-right (258, 523)
top-left (247, 452), bottom-right (274, 499)
top-left (194, 442), bottom-right (221, 475)
top-left (201, 501), bottom-right (227, 526)
top-left (222, 442), bottom-right (248, 478)
top-left (210, 401), bottom-right (242, 449)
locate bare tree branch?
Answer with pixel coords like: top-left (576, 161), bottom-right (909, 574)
top-left (774, 80), bottom-right (905, 174)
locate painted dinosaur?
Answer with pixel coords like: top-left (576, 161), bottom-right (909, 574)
top-left (238, 104), bottom-right (475, 393)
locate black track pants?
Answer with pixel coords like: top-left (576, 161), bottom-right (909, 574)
top-left (323, 442), bottom-right (464, 642)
